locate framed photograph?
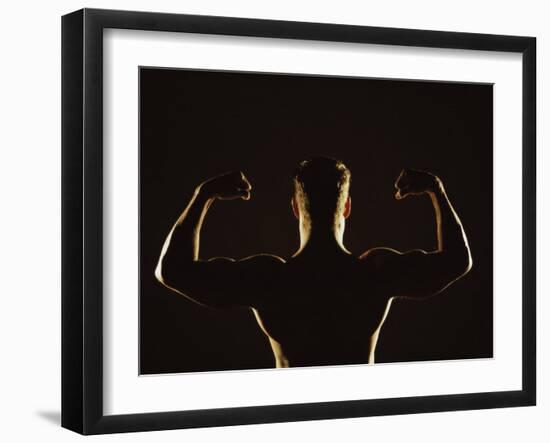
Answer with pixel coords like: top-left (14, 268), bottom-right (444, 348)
top-left (61, 8), bottom-right (536, 435)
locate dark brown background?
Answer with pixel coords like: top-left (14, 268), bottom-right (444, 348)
top-left (139, 67), bottom-right (493, 374)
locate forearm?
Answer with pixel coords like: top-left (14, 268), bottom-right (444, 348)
top-left (156, 187), bottom-right (213, 282)
top-left (429, 180), bottom-right (472, 271)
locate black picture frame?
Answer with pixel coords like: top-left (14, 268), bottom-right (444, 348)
top-left (61, 8), bottom-right (536, 435)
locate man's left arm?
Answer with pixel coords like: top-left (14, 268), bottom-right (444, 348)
top-left (155, 171), bottom-right (284, 308)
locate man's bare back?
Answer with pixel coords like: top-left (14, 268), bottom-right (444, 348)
top-left (248, 252), bottom-right (393, 367)
top-left (155, 159), bottom-right (472, 368)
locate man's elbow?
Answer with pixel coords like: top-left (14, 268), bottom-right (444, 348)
top-left (462, 242), bottom-right (473, 273)
top-left (154, 261), bottom-right (221, 309)
top-left (465, 252), bottom-right (473, 274)
top-left (155, 257), bottom-right (177, 289)
top-left (455, 250), bottom-right (473, 280)
top-left (154, 260), bottom-right (167, 286)
top-left (155, 257), bottom-right (194, 296)
top-left (440, 249), bottom-right (472, 284)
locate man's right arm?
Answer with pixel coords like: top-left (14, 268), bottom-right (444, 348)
top-left (360, 169), bottom-right (473, 300)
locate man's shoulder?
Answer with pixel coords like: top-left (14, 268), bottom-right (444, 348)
top-left (238, 253), bottom-right (287, 264)
top-left (207, 254), bottom-right (286, 264)
top-left (358, 247), bottom-right (411, 272)
top-left (359, 247), bottom-right (430, 272)
top-left (359, 247), bottom-right (402, 261)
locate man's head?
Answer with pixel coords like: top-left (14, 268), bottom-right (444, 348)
top-left (292, 157), bottom-right (351, 231)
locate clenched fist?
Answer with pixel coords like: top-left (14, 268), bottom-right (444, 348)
top-left (394, 168), bottom-right (441, 200)
top-left (198, 170), bottom-right (252, 201)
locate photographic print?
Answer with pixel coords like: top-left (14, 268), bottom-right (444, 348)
top-left (139, 67), bottom-right (493, 375)
top-left (62, 9), bottom-right (535, 433)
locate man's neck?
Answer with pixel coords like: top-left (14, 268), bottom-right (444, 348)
top-left (294, 221), bottom-right (349, 256)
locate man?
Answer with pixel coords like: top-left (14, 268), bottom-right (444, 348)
top-left (155, 158), bottom-right (472, 368)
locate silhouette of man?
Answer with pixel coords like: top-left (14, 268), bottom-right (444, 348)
top-left (155, 158), bottom-right (472, 368)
